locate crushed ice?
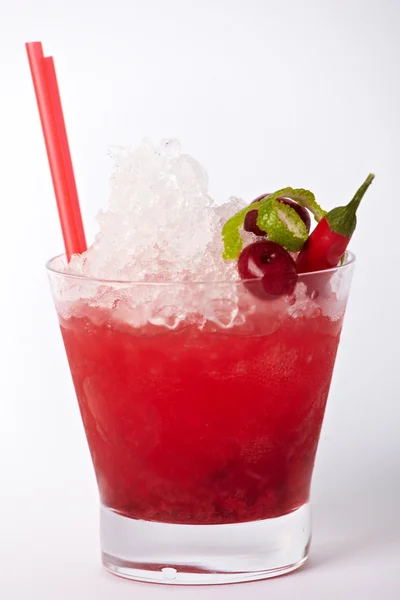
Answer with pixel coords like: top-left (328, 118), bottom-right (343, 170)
top-left (68, 138), bottom-right (244, 283)
top-left (56, 139), bottom-right (350, 327)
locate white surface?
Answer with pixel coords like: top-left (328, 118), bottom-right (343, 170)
top-left (1, 0), bottom-right (399, 598)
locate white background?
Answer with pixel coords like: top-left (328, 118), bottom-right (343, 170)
top-left (1, 0), bottom-right (399, 598)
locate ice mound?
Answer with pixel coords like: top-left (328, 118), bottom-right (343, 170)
top-left (54, 139), bottom-right (351, 329)
top-left (67, 139), bottom-right (246, 283)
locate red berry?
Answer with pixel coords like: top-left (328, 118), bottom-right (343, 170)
top-left (238, 240), bottom-right (298, 297)
top-left (244, 194), bottom-right (311, 236)
top-left (243, 194), bottom-right (269, 236)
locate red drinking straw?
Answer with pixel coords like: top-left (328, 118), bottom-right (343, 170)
top-left (26, 42), bottom-right (87, 260)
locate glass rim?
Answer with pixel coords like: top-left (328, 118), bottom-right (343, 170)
top-left (46, 251), bottom-right (356, 286)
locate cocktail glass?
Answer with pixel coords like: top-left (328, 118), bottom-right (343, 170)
top-left (47, 253), bottom-right (354, 584)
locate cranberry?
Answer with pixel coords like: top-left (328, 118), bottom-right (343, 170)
top-left (243, 194), bottom-right (269, 236)
top-left (238, 240), bottom-right (298, 297)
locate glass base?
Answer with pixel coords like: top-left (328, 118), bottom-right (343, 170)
top-left (100, 503), bottom-right (311, 585)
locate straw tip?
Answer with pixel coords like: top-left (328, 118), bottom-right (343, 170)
top-left (25, 41), bottom-right (43, 49)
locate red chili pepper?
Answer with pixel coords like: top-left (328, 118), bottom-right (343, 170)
top-left (296, 174), bottom-right (375, 273)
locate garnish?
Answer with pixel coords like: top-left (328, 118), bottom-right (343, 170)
top-left (296, 174), bottom-right (374, 273)
top-left (222, 187), bottom-right (326, 260)
top-left (244, 196), bottom-right (311, 236)
top-left (238, 240), bottom-right (298, 296)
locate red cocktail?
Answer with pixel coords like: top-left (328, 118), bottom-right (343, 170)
top-left (59, 296), bottom-right (343, 525)
top-left (48, 258), bottom-right (354, 583)
top-left (26, 39), bottom-right (370, 586)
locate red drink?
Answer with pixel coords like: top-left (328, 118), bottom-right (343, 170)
top-left (40, 125), bottom-right (368, 581)
top-left (59, 295), bottom-right (343, 526)
top-left (38, 124), bottom-right (366, 580)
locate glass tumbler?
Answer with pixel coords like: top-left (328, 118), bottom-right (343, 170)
top-left (47, 253), bottom-right (354, 584)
